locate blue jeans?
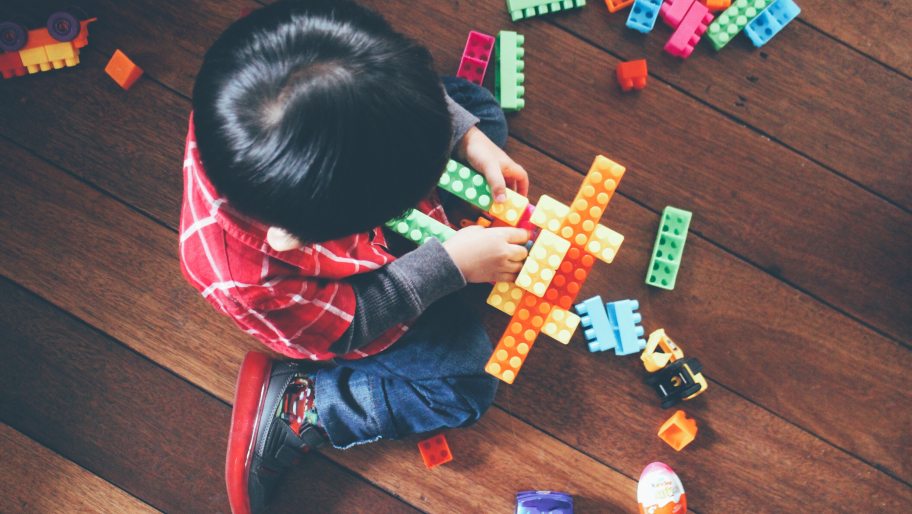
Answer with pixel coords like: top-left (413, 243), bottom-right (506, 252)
top-left (314, 77), bottom-right (506, 449)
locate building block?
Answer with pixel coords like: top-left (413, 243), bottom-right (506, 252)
top-left (556, 156), bottom-right (625, 248)
top-left (490, 188), bottom-right (531, 227)
top-left (585, 224), bottom-right (624, 264)
top-left (606, 299), bottom-right (646, 355)
top-left (438, 160), bottom-right (493, 211)
top-left (641, 329), bottom-right (684, 372)
top-left (494, 31), bottom-right (525, 111)
top-left (4, 17), bottom-right (95, 76)
top-left (506, 0), bottom-right (587, 21)
top-left (456, 31), bottom-right (495, 85)
top-left (744, 0), bottom-right (801, 47)
top-left (659, 0), bottom-right (696, 28)
top-left (0, 51), bottom-right (27, 79)
top-left (486, 294), bottom-right (552, 384)
top-left (547, 244), bottom-right (595, 310)
top-left (516, 491), bottom-right (574, 514)
top-left (645, 357), bottom-right (707, 409)
top-left (105, 49), bottom-right (143, 90)
top-left (616, 59), bottom-right (647, 91)
top-left (707, 0), bottom-right (771, 50)
top-left (575, 296), bottom-right (616, 353)
top-left (605, 0), bottom-right (636, 13)
top-left (701, 0), bottom-right (731, 11)
top-left (627, 0), bottom-right (663, 33)
top-left (516, 230), bottom-right (571, 297)
top-left (541, 306), bottom-right (580, 344)
top-left (646, 206), bottom-right (692, 289)
top-left (385, 209), bottom-right (456, 245)
top-left (657, 411), bottom-right (697, 451)
top-left (664, 1), bottom-right (713, 59)
top-left (529, 195), bottom-right (570, 233)
top-left (487, 281), bottom-right (528, 316)
top-left (418, 434), bottom-right (453, 468)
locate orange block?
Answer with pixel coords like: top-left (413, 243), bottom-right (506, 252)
top-left (556, 155), bottom-right (625, 247)
top-left (701, 0), bottom-right (731, 12)
top-left (658, 411), bottom-right (697, 451)
top-left (617, 60), bottom-right (648, 92)
top-left (418, 434), bottom-right (453, 468)
top-left (105, 50), bottom-right (143, 90)
top-left (485, 293), bottom-right (552, 384)
top-left (605, 0), bottom-right (635, 12)
top-left (544, 244), bottom-right (594, 311)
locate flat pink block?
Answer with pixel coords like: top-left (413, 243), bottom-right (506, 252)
top-left (659, 0), bottom-right (696, 28)
top-left (664, 2), bottom-right (713, 58)
top-left (456, 31), bottom-right (495, 85)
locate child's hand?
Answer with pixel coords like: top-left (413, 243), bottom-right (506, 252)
top-left (456, 126), bottom-right (529, 204)
top-left (442, 225), bottom-right (530, 283)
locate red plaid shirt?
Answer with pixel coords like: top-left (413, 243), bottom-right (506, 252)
top-left (180, 116), bottom-right (447, 360)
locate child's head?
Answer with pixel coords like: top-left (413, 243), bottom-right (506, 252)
top-left (193, 0), bottom-right (452, 243)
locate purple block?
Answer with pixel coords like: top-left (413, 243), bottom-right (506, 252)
top-left (659, 0), bottom-right (696, 28)
top-left (664, 1), bottom-right (713, 58)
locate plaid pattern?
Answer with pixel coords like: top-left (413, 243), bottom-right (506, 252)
top-left (179, 115), bottom-right (448, 360)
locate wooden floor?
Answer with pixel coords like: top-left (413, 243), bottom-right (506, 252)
top-left (1, 0), bottom-right (910, 512)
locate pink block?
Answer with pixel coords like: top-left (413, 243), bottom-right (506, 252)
top-left (456, 31), bottom-right (495, 85)
top-left (659, 0), bottom-right (697, 28)
top-left (664, 2), bottom-right (713, 58)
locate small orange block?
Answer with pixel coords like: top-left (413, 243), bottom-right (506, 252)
top-left (105, 50), bottom-right (143, 90)
top-left (617, 60), bottom-right (648, 92)
top-left (605, 0), bottom-right (636, 12)
top-left (658, 411), bottom-right (697, 451)
top-left (418, 434), bottom-right (453, 468)
top-left (701, 0), bottom-right (731, 12)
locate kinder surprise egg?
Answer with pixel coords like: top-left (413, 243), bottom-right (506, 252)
top-left (637, 462), bottom-right (686, 514)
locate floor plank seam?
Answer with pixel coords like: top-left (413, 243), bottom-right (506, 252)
top-left (794, 19), bottom-right (912, 82)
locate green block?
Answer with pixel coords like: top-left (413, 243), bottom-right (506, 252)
top-left (506, 0), bottom-right (585, 20)
top-left (645, 206), bottom-right (692, 290)
top-left (495, 31), bottom-right (525, 111)
top-left (386, 209), bottom-right (456, 245)
top-left (438, 160), bottom-right (493, 210)
top-left (707, 0), bottom-right (771, 51)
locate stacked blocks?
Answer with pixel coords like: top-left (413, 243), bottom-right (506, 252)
top-left (660, 0), bottom-right (696, 27)
top-left (517, 230), bottom-right (571, 297)
top-left (646, 206), bottom-right (692, 290)
top-left (641, 328), bottom-right (684, 372)
top-left (486, 294), bottom-right (552, 384)
top-left (658, 411), bottom-right (698, 451)
top-left (616, 60), bottom-right (648, 91)
top-left (627, 0), bottom-right (664, 33)
top-left (586, 225), bottom-right (624, 263)
top-left (418, 434), bottom-right (453, 468)
top-left (547, 244), bottom-right (595, 310)
top-left (438, 160), bottom-right (493, 210)
top-left (744, 0), bottom-right (801, 47)
top-left (385, 209), bottom-right (456, 245)
top-left (707, 0), bottom-right (771, 50)
top-left (456, 31), bottom-right (495, 85)
top-left (605, 0), bottom-right (636, 12)
top-left (557, 156), bottom-right (625, 248)
top-left (506, 0), bottom-right (587, 21)
top-left (487, 281), bottom-right (527, 316)
top-left (542, 306), bottom-right (581, 344)
top-left (606, 299), bottom-right (646, 355)
top-left (490, 188), bottom-right (531, 226)
top-left (105, 49), bottom-right (143, 90)
top-left (495, 31), bottom-right (525, 112)
top-left (702, 0), bottom-right (731, 11)
top-left (664, 1), bottom-right (713, 58)
top-left (2, 17), bottom-right (96, 77)
top-left (575, 296), bottom-right (616, 353)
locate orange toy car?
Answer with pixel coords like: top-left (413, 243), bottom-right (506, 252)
top-left (0, 8), bottom-right (96, 79)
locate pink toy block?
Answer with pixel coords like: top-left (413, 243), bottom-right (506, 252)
top-left (659, 0), bottom-right (696, 28)
top-left (664, 2), bottom-right (713, 58)
top-left (456, 31), bottom-right (495, 85)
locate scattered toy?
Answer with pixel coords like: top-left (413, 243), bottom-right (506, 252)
top-left (641, 329), bottom-right (684, 372)
top-left (506, 0), bottom-right (587, 21)
top-left (617, 59), bottom-right (648, 91)
top-left (660, 0), bottom-right (696, 28)
top-left (627, 0), bottom-right (664, 33)
top-left (457, 31), bottom-right (495, 85)
top-left (701, 0), bottom-right (731, 12)
top-left (0, 9), bottom-right (96, 79)
top-left (664, 1), bottom-right (713, 58)
top-left (744, 0), bottom-right (800, 47)
top-left (418, 434), bottom-right (453, 469)
top-left (638, 462), bottom-right (687, 513)
top-left (105, 49), bottom-right (143, 90)
top-left (645, 206), bottom-right (692, 290)
top-left (658, 410), bottom-right (697, 450)
top-left (495, 31), bottom-right (526, 112)
top-left (516, 490), bottom-right (574, 513)
top-left (645, 357), bottom-right (707, 409)
top-left (706, 0), bottom-right (771, 50)
top-left (605, 0), bottom-right (636, 12)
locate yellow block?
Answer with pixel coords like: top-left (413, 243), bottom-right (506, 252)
top-left (19, 46), bottom-right (49, 67)
top-left (529, 195), bottom-right (569, 233)
top-left (516, 230), bottom-right (570, 297)
top-left (487, 282), bottom-right (526, 316)
top-left (541, 306), bottom-right (580, 344)
top-left (585, 224), bottom-right (624, 264)
top-left (45, 42), bottom-right (76, 61)
top-left (489, 188), bottom-right (529, 226)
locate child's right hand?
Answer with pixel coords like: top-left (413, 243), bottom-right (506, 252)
top-left (442, 225), bottom-right (530, 283)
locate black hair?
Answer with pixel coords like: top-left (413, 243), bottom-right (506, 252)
top-left (192, 0), bottom-right (452, 243)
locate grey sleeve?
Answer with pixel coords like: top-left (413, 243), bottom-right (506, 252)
top-left (446, 93), bottom-right (480, 155)
top-left (328, 238), bottom-right (467, 355)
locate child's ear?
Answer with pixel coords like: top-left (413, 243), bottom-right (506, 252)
top-left (266, 227), bottom-right (304, 252)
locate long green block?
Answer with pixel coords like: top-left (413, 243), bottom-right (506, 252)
top-left (506, 0), bottom-right (586, 21)
top-left (438, 160), bottom-right (493, 210)
top-left (386, 208), bottom-right (456, 245)
top-left (707, 0), bottom-right (771, 50)
top-left (495, 31), bottom-right (525, 111)
top-left (645, 206), bottom-right (692, 290)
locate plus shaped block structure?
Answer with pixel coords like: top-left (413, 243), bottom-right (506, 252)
top-left (495, 31), bottom-right (525, 112)
top-left (456, 31), bottom-right (495, 85)
top-left (744, 0), bottom-right (801, 47)
top-left (646, 206), bottom-right (692, 289)
top-left (664, 1), bottom-right (714, 59)
top-left (617, 60), bottom-right (648, 91)
top-left (505, 0), bottom-right (587, 21)
top-left (706, 0), bottom-right (772, 50)
top-left (627, 0), bottom-right (664, 33)
top-left (418, 434), bottom-right (453, 468)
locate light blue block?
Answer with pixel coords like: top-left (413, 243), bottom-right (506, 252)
top-left (606, 299), bottom-right (646, 356)
top-left (575, 296), bottom-right (618, 353)
top-left (745, 0), bottom-right (801, 47)
top-left (626, 0), bottom-right (663, 33)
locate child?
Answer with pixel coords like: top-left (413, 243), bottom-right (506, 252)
top-left (181, 1), bottom-right (530, 512)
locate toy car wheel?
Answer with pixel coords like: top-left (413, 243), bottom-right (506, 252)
top-left (0, 21), bottom-right (28, 52)
top-left (47, 11), bottom-right (81, 42)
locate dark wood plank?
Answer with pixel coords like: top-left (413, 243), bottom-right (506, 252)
top-left (0, 423), bottom-right (161, 514)
top-left (3, 118), bottom-right (911, 510)
top-left (0, 278), bottom-right (424, 514)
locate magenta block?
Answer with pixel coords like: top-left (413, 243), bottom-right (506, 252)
top-left (659, 0), bottom-right (696, 28)
top-left (664, 2), bottom-right (713, 58)
top-left (456, 31), bottom-right (495, 85)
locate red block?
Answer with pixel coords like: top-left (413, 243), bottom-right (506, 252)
top-left (456, 31), bottom-right (495, 85)
top-left (418, 434), bottom-right (453, 469)
top-left (659, 0), bottom-right (696, 28)
top-left (616, 60), bottom-right (647, 91)
top-left (664, 2), bottom-right (713, 58)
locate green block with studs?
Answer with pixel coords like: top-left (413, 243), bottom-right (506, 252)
top-left (645, 206), bottom-right (692, 290)
top-left (438, 160), bottom-right (493, 211)
top-left (505, 0), bottom-right (586, 21)
top-left (386, 209), bottom-right (456, 245)
top-left (495, 31), bottom-right (526, 111)
top-left (707, 0), bottom-right (771, 51)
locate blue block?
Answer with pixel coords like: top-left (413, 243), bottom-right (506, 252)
top-left (744, 0), bottom-right (801, 47)
top-left (606, 299), bottom-right (646, 356)
top-left (626, 0), bottom-right (663, 33)
top-left (574, 296), bottom-right (618, 353)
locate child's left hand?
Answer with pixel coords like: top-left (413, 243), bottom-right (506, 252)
top-left (455, 126), bottom-right (529, 204)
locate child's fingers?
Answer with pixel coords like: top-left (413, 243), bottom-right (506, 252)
top-left (496, 272), bottom-right (520, 283)
top-left (502, 260), bottom-right (525, 273)
top-left (490, 227), bottom-right (531, 245)
top-left (481, 163), bottom-right (508, 204)
top-left (504, 161), bottom-right (530, 197)
top-left (507, 243), bottom-right (528, 262)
